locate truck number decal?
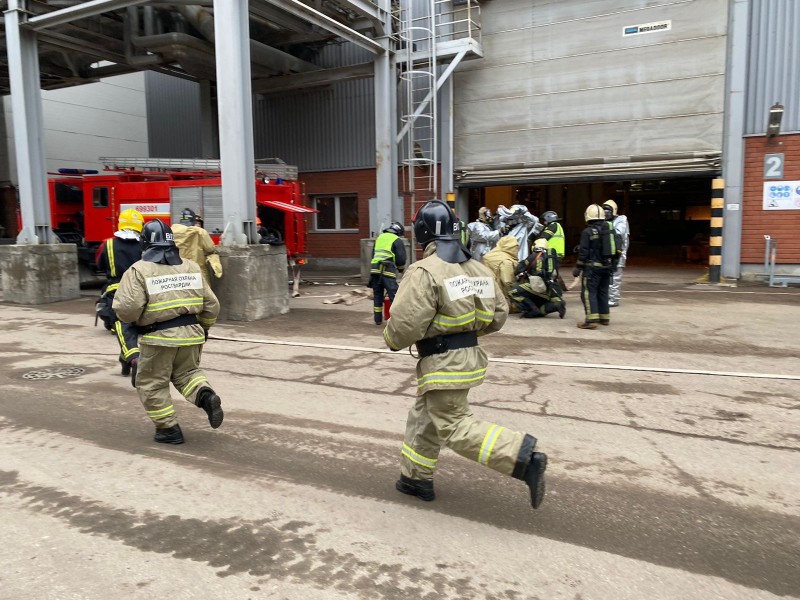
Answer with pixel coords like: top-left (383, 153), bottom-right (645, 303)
top-left (120, 203), bottom-right (170, 216)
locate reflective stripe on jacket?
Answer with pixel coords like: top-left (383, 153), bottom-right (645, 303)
top-left (113, 257), bottom-right (220, 347)
top-left (97, 236), bottom-right (142, 284)
top-left (383, 242), bottom-right (508, 393)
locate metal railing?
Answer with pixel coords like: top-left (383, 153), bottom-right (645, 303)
top-left (763, 235), bottom-right (800, 287)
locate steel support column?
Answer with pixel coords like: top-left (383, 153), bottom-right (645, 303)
top-left (213, 0), bottom-right (256, 245)
top-left (374, 0), bottom-right (396, 228)
top-left (5, 0), bottom-right (54, 244)
top-left (721, 0), bottom-right (749, 279)
top-left (440, 75), bottom-right (458, 209)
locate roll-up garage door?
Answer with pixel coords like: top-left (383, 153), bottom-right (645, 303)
top-left (453, 0), bottom-right (727, 185)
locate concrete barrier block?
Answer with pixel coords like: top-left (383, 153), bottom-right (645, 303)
top-left (213, 244), bottom-right (290, 321)
top-left (0, 244), bottom-right (80, 304)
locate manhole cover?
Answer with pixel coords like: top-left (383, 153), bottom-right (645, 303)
top-left (22, 367), bottom-right (86, 380)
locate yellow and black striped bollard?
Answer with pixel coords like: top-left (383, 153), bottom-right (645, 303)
top-left (709, 179), bottom-right (724, 283)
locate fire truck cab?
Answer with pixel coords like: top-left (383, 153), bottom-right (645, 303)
top-left (48, 157), bottom-right (315, 289)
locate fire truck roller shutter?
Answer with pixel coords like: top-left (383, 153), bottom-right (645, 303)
top-left (170, 186), bottom-right (224, 234)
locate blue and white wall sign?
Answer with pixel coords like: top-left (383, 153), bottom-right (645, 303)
top-left (763, 181), bottom-right (800, 210)
top-left (623, 20), bottom-right (672, 37)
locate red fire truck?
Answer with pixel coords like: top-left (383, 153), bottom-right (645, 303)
top-left (47, 157), bottom-right (316, 288)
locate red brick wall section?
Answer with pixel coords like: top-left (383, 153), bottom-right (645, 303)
top-left (299, 167), bottom-right (441, 259)
top-left (742, 134), bottom-right (800, 264)
top-left (300, 169), bottom-right (374, 258)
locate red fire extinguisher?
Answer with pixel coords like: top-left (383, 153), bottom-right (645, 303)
top-left (383, 296), bottom-right (391, 321)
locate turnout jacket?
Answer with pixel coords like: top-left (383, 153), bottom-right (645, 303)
top-left (481, 235), bottom-right (519, 294)
top-left (96, 236), bottom-right (142, 293)
top-left (370, 231), bottom-right (406, 278)
top-left (171, 223), bottom-right (223, 283)
top-left (577, 221), bottom-right (614, 271)
top-left (113, 257), bottom-right (220, 347)
top-left (384, 242), bottom-right (508, 393)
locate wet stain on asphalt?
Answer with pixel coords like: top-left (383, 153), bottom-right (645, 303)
top-left (700, 410), bottom-right (751, 422)
top-left (0, 470), bottom-right (521, 600)
top-left (575, 380), bottom-right (679, 396)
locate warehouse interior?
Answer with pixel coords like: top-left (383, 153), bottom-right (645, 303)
top-left (467, 176), bottom-right (713, 267)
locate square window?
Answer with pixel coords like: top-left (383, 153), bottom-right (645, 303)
top-left (340, 197), bottom-right (359, 229)
top-left (314, 197), bottom-right (336, 230)
top-left (92, 187), bottom-right (109, 208)
top-left (312, 195), bottom-right (358, 231)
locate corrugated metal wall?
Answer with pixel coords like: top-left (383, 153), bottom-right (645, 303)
top-left (254, 43), bottom-right (376, 171)
top-left (745, 0), bottom-right (799, 135)
top-left (147, 45), bottom-right (377, 170)
top-left (253, 78), bottom-right (375, 171)
top-left (145, 71), bottom-right (204, 158)
top-left (454, 0), bottom-right (728, 179)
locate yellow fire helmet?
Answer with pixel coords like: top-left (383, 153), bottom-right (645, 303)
top-left (532, 238), bottom-right (549, 252)
top-left (584, 204), bottom-right (605, 222)
top-left (603, 199), bottom-right (618, 216)
top-left (118, 208), bottom-right (144, 233)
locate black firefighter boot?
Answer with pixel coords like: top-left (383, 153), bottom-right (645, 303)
top-left (395, 475), bottom-right (435, 501)
top-left (120, 358), bottom-right (131, 376)
top-left (197, 388), bottom-right (224, 429)
top-left (511, 434), bottom-right (548, 510)
top-left (154, 424), bottom-right (184, 444)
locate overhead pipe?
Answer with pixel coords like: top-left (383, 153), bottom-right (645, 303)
top-left (176, 4), bottom-right (319, 74)
top-left (124, 6), bottom-right (163, 67)
top-left (130, 33), bottom-right (277, 79)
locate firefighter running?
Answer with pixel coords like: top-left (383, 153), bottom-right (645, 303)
top-left (113, 219), bottom-right (223, 445)
top-left (368, 222), bottom-right (407, 325)
top-left (171, 208), bottom-right (223, 285)
top-left (96, 209), bottom-right (144, 377)
top-left (383, 200), bottom-right (547, 510)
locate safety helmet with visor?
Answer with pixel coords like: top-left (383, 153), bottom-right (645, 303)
top-left (412, 200), bottom-right (470, 264)
top-left (584, 204), bottom-right (605, 223)
top-left (140, 219), bottom-right (182, 265)
top-left (384, 221), bottom-right (404, 237)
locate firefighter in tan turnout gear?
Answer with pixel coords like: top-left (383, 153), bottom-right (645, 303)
top-left (113, 219), bottom-right (223, 445)
top-left (171, 208), bottom-right (223, 285)
top-left (383, 200), bottom-right (547, 510)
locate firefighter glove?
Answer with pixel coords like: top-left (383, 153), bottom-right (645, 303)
top-left (572, 267), bottom-right (581, 278)
top-left (208, 254), bottom-right (223, 278)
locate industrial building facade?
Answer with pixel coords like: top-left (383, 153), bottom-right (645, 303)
top-left (140, 0), bottom-right (799, 278)
top-left (1, 1), bottom-right (796, 279)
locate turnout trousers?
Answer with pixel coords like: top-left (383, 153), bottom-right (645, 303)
top-left (371, 274), bottom-right (399, 324)
top-left (580, 267), bottom-right (611, 324)
top-left (135, 343), bottom-right (212, 429)
top-left (401, 388), bottom-right (528, 481)
top-left (509, 281), bottom-right (563, 318)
